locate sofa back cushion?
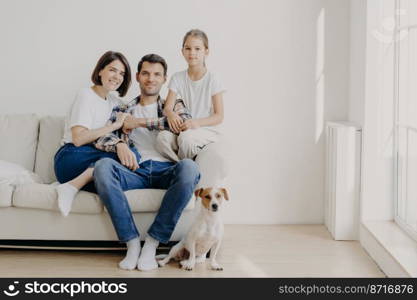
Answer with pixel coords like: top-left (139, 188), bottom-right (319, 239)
top-left (0, 114), bottom-right (39, 171)
top-left (34, 116), bottom-right (65, 183)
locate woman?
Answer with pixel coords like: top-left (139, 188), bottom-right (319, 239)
top-left (54, 51), bottom-right (139, 216)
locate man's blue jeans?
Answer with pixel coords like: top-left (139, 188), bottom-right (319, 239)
top-left (93, 158), bottom-right (200, 244)
top-left (54, 143), bottom-right (140, 193)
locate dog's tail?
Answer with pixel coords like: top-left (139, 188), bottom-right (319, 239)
top-left (155, 254), bottom-right (168, 260)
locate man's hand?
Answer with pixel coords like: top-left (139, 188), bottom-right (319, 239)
top-left (180, 119), bottom-right (200, 131)
top-left (167, 112), bottom-right (183, 134)
top-left (116, 143), bottom-right (139, 171)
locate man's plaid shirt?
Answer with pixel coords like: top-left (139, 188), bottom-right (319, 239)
top-left (94, 96), bottom-right (191, 152)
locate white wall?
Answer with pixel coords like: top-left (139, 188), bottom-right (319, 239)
top-left (349, 0), bottom-right (366, 126)
top-left (0, 0), bottom-right (350, 224)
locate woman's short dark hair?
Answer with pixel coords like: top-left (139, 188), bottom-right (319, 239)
top-left (91, 51), bottom-right (131, 97)
top-left (137, 54), bottom-right (168, 76)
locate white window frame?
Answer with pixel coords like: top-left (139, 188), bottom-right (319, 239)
top-left (394, 0), bottom-right (417, 242)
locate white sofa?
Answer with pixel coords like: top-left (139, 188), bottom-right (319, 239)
top-left (0, 114), bottom-right (227, 245)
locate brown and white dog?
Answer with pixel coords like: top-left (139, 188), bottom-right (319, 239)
top-left (158, 187), bottom-right (229, 271)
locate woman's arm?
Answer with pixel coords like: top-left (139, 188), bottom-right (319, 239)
top-left (71, 112), bottom-right (128, 147)
top-left (180, 92), bottom-right (224, 130)
top-left (122, 115), bottom-right (147, 133)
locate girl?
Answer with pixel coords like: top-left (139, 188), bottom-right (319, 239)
top-left (159, 29), bottom-right (225, 162)
top-left (54, 51), bottom-right (139, 216)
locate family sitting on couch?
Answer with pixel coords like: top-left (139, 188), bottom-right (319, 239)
top-left (53, 29), bottom-right (225, 271)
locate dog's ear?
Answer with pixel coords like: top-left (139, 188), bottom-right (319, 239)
top-left (219, 188), bottom-right (229, 201)
top-left (194, 188), bottom-right (204, 199)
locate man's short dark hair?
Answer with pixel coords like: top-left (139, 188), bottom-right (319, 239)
top-left (137, 54), bottom-right (168, 76)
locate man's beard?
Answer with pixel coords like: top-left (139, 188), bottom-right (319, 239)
top-left (140, 88), bottom-right (159, 97)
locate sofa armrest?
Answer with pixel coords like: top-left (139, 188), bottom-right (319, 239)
top-left (195, 140), bottom-right (228, 187)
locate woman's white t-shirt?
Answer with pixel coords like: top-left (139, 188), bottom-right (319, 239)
top-left (62, 87), bottom-right (120, 144)
top-left (168, 70), bottom-right (225, 120)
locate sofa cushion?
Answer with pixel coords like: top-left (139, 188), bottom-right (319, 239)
top-left (13, 183), bottom-right (103, 214)
top-left (35, 116), bottom-right (65, 184)
top-left (0, 160), bottom-right (42, 185)
top-left (123, 189), bottom-right (195, 213)
top-left (0, 114), bottom-right (39, 171)
top-left (0, 184), bottom-right (13, 207)
top-left (13, 184), bottom-right (195, 214)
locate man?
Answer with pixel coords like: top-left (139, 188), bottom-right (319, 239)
top-left (93, 54), bottom-right (200, 271)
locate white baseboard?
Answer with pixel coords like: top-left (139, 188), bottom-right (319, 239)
top-left (360, 221), bottom-right (417, 277)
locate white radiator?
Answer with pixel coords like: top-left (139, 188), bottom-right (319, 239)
top-left (325, 122), bottom-right (362, 240)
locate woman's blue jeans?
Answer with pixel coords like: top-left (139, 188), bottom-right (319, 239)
top-left (93, 158), bottom-right (200, 243)
top-left (54, 143), bottom-right (141, 193)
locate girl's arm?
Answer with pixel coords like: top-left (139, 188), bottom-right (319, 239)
top-left (163, 90), bottom-right (177, 115)
top-left (164, 90), bottom-right (183, 133)
top-left (71, 112), bottom-right (128, 147)
top-left (181, 92), bottom-right (224, 130)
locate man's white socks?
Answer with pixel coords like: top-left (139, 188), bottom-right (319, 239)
top-left (119, 237), bottom-right (141, 270)
top-left (56, 183), bottom-right (79, 217)
top-left (137, 236), bottom-right (159, 271)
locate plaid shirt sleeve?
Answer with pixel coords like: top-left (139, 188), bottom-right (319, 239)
top-left (93, 100), bottom-right (136, 153)
top-left (173, 99), bottom-right (192, 120)
top-left (146, 99), bottom-right (192, 131)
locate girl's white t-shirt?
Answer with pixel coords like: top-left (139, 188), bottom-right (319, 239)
top-left (168, 70), bottom-right (225, 120)
top-left (62, 87), bottom-right (120, 144)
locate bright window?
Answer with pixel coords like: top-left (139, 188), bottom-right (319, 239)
top-left (395, 0), bottom-right (417, 240)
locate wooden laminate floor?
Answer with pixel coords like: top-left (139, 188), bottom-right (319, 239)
top-left (0, 225), bottom-right (385, 277)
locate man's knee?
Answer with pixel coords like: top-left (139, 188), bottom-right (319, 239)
top-left (94, 158), bottom-right (118, 180)
top-left (176, 159), bottom-right (200, 182)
